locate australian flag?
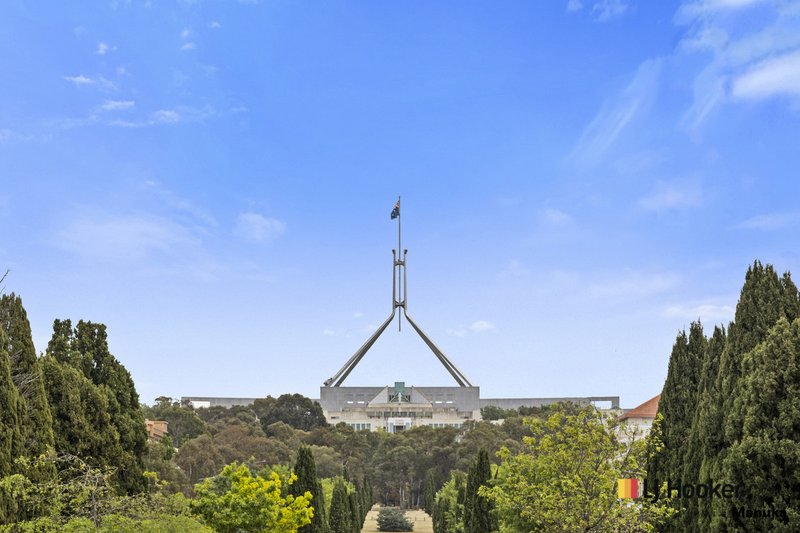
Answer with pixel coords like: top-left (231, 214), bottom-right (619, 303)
top-left (390, 199), bottom-right (400, 220)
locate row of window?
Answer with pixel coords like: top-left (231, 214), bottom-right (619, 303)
top-left (349, 423), bottom-right (371, 431)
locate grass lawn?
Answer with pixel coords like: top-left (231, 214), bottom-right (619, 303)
top-left (361, 505), bottom-right (433, 533)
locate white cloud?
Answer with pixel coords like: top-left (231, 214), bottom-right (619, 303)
top-left (589, 272), bottom-right (680, 299)
top-left (97, 100), bottom-right (135, 112)
top-left (592, 0), bottom-right (628, 22)
top-left (540, 207), bottom-right (572, 225)
top-left (731, 50), bottom-right (800, 100)
top-left (54, 213), bottom-right (198, 262)
top-left (567, 0), bottom-right (584, 12)
top-left (736, 212), bottom-right (799, 230)
top-left (569, 59), bottom-right (662, 166)
top-left (96, 42), bottom-right (116, 55)
top-left (353, 311), bottom-right (364, 318)
top-left (677, 0), bottom-right (767, 20)
top-left (63, 75), bottom-right (94, 86)
top-left (181, 42), bottom-right (196, 51)
top-left (498, 259), bottom-right (531, 279)
top-left (208, 21), bottom-right (222, 29)
top-left (446, 327), bottom-right (467, 337)
top-left (663, 302), bottom-right (735, 322)
top-left (637, 180), bottom-right (703, 212)
top-left (470, 320), bottom-right (495, 333)
top-left (323, 329), bottom-right (335, 336)
top-left (181, 28), bottom-right (191, 39)
top-left (235, 213), bottom-right (286, 243)
top-left (152, 110), bottom-right (181, 123)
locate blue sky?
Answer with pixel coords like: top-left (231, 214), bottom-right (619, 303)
top-left (2, 0), bottom-right (799, 408)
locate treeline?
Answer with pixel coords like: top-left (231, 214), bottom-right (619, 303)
top-left (0, 294), bottom-right (150, 526)
top-left (141, 392), bottom-right (538, 506)
top-left (651, 261), bottom-right (800, 531)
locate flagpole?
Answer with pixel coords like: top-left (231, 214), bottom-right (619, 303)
top-left (397, 196), bottom-right (402, 332)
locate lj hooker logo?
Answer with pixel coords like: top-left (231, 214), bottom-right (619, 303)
top-left (617, 478), bottom-right (746, 503)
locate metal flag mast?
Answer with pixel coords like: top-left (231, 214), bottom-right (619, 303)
top-left (323, 198), bottom-right (473, 388)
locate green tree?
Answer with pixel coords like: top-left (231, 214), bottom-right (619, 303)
top-left (328, 479), bottom-right (352, 533)
top-left (377, 507), bottom-right (413, 532)
top-left (47, 320), bottom-right (147, 494)
top-left (432, 471), bottom-right (466, 533)
top-left (141, 399), bottom-right (207, 447)
top-left (422, 470), bottom-right (436, 516)
top-left (348, 491), bottom-right (362, 533)
top-left (463, 449), bottom-right (495, 533)
top-left (649, 322), bottom-right (706, 531)
top-left (292, 446), bottom-right (329, 533)
top-left (191, 462), bottom-right (312, 533)
top-left (682, 325), bottom-right (726, 531)
top-left (0, 326), bottom-right (21, 479)
top-left (486, 406), bottom-right (671, 532)
top-left (0, 294), bottom-right (55, 461)
top-left (256, 394), bottom-right (328, 432)
top-left (720, 317), bottom-right (800, 531)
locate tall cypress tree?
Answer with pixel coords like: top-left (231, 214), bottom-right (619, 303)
top-left (683, 325), bottom-right (726, 532)
top-left (464, 449), bottom-right (496, 533)
top-left (0, 325), bottom-right (22, 477)
top-left (348, 491), bottom-right (362, 533)
top-left (292, 446), bottom-right (328, 533)
top-left (709, 263), bottom-right (799, 529)
top-left (721, 317), bottom-right (800, 531)
top-left (328, 479), bottom-right (352, 533)
top-left (0, 294), bottom-right (55, 460)
top-left (650, 322), bottom-right (706, 531)
top-left (45, 319), bottom-right (147, 494)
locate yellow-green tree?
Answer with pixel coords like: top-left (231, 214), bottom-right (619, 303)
top-left (485, 406), bottom-right (672, 532)
top-left (191, 462), bottom-right (312, 533)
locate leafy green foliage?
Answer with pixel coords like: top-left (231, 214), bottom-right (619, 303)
top-left (254, 394), bottom-right (328, 432)
top-left (432, 471), bottom-right (465, 533)
top-left (0, 325), bottom-right (21, 480)
top-left (191, 462), bottom-right (312, 533)
top-left (486, 406), bottom-right (672, 532)
top-left (377, 506), bottom-right (414, 532)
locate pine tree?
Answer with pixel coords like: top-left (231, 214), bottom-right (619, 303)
top-left (709, 263), bottom-right (799, 529)
top-left (720, 318), bottom-right (800, 531)
top-left (683, 325), bottom-right (726, 532)
top-left (292, 446), bottom-right (329, 533)
top-left (349, 490), bottom-right (362, 533)
top-left (649, 323), bottom-right (706, 531)
top-left (464, 449), bottom-right (495, 533)
top-left (423, 470), bottom-right (436, 516)
top-left (0, 294), bottom-right (55, 460)
top-left (329, 479), bottom-right (353, 533)
top-left (45, 319), bottom-right (147, 494)
top-left (0, 325), bottom-right (22, 477)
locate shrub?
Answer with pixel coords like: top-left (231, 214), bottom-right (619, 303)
top-left (377, 506), bottom-right (413, 532)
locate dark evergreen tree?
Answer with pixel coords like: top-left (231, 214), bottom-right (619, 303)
top-left (348, 490), bottom-right (362, 533)
top-left (683, 325), bottom-right (726, 532)
top-left (0, 325), bottom-right (22, 477)
top-left (464, 449), bottom-right (495, 533)
top-left (649, 323), bottom-right (706, 531)
top-left (46, 319), bottom-right (147, 494)
top-left (0, 294), bottom-right (55, 460)
top-left (292, 446), bottom-right (328, 533)
top-left (709, 263), bottom-right (799, 529)
top-left (720, 317), bottom-right (800, 531)
top-left (329, 479), bottom-right (352, 533)
top-left (423, 470), bottom-right (436, 516)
